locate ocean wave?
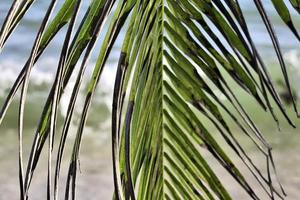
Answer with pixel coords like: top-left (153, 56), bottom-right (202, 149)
top-left (0, 58), bottom-right (55, 97)
top-left (284, 49), bottom-right (300, 95)
top-left (0, 57), bottom-right (117, 129)
top-left (0, 57), bottom-right (116, 91)
top-left (285, 49), bottom-right (300, 68)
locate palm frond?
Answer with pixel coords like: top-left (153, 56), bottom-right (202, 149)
top-left (0, 0), bottom-right (299, 199)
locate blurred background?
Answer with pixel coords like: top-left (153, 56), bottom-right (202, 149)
top-left (0, 1), bottom-right (300, 199)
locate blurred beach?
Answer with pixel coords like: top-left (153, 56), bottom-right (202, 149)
top-left (0, 1), bottom-right (300, 199)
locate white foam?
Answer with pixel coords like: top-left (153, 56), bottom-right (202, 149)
top-left (284, 49), bottom-right (300, 95)
top-left (285, 49), bottom-right (300, 68)
top-left (59, 62), bottom-right (116, 118)
top-left (0, 58), bottom-right (55, 85)
top-left (0, 58), bottom-right (116, 123)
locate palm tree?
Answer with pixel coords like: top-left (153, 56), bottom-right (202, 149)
top-left (0, 0), bottom-right (299, 199)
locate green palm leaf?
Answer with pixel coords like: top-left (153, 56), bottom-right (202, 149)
top-left (0, 0), bottom-right (299, 199)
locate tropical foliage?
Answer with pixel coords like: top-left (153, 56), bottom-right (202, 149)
top-left (0, 0), bottom-right (299, 199)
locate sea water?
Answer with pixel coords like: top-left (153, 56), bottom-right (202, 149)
top-left (0, 1), bottom-right (300, 199)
